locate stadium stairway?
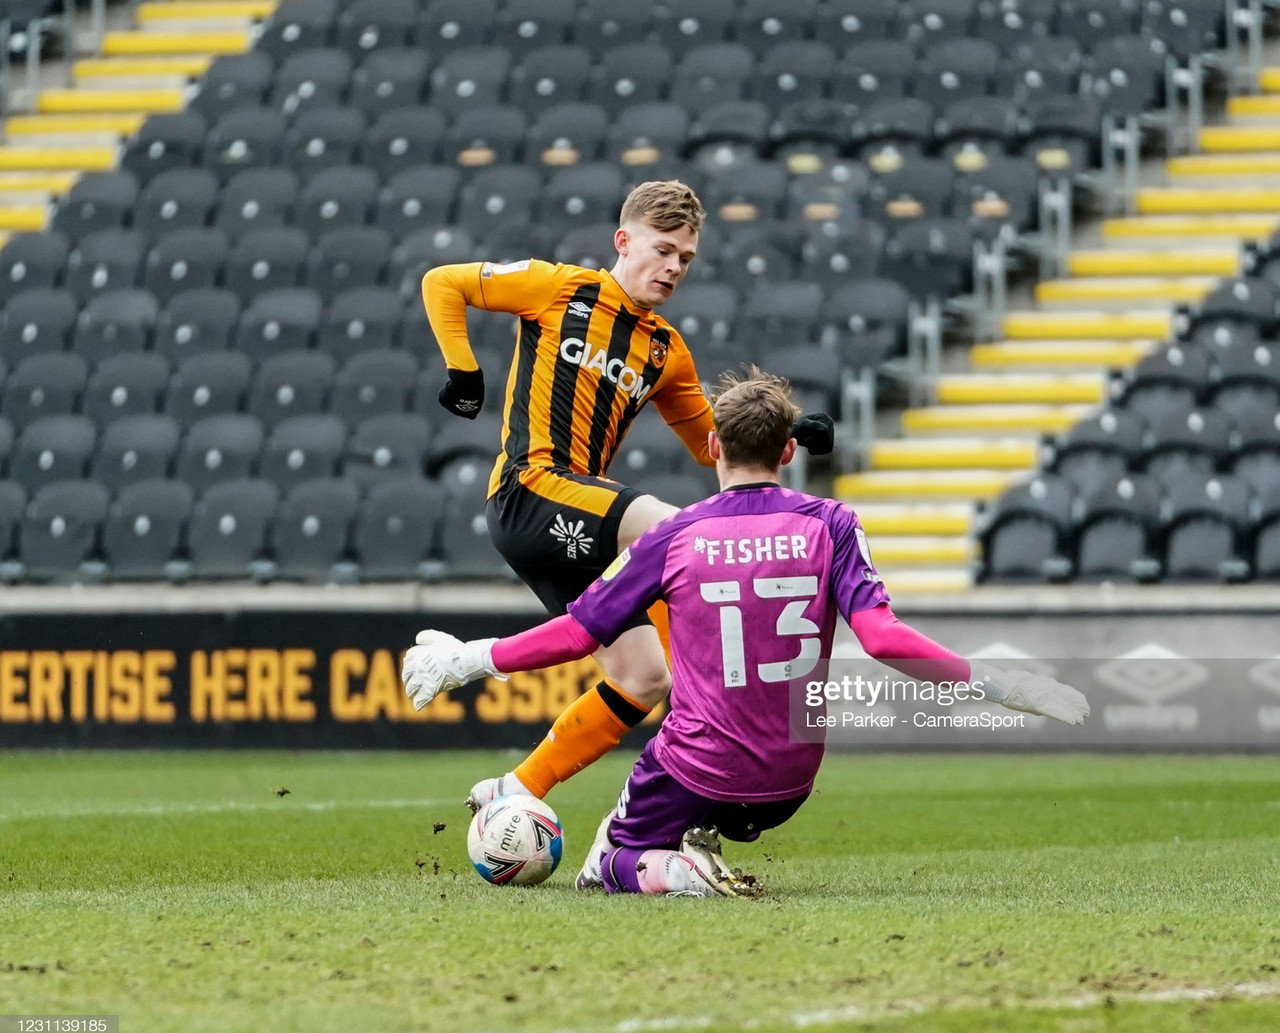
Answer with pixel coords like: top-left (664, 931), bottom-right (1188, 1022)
top-left (837, 71), bottom-right (1280, 595)
top-left (0, 0), bottom-right (274, 237)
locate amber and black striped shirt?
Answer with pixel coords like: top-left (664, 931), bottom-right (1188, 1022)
top-left (423, 259), bottom-right (714, 507)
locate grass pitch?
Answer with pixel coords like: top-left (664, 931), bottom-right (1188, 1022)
top-left (1, 750), bottom-right (1278, 1033)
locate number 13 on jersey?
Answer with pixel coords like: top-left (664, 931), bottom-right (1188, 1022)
top-left (699, 577), bottom-right (821, 688)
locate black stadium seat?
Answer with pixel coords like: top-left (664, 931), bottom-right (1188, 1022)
top-left (3, 353), bottom-right (89, 428)
top-left (102, 478), bottom-right (194, 580)
top-left (72, 289), bottom-right (159, 363)
top-left (187, 478), bottom-right (278, 578)
top-left (247, 349), bottom-right (336, 428)
top-left (82, 352), bottom-right (170, 425)
top-left (270, 476), bottom-right (361, 580)
top-left (0, 232), bottom-right (69, 304)
top-left (91, 414), bottom-right (182, 491)
top-left (133, 168), bottom-right (220, 242)
top-left (164, 350), bottom-right (253, 423)
top-left (980, 473), bottom-right (1077, 582)
top-left (354, 475), bottom-right (446, 579)
top-left (260, 413), bottom-right (348, 490)
top-left (19, 479), bottom-right (111, 582)
top-left (176, 413), bottom-right (266, 493)
top-left (349, 48), bottom-right (431, 117)
top-left (0, 287), bottom-right (79, 363)
top-left (51, 171), bottom-right (139, 243)
top-left (189, 53), bottom-right (274, 121)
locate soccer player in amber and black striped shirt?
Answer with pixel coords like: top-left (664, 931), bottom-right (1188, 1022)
top-left (421, 180), bottom-right (834, 808)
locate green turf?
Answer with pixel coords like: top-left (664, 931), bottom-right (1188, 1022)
top-left (1, 751), bottom-right (1278, 1033)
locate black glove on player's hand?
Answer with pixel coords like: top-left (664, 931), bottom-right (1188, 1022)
top-left (438, 367), bottom-right (485, 419)
top-left (792, 412), bottom-right (835, 455)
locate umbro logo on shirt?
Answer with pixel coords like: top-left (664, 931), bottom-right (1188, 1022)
top-left (567, 301), bottom-right (593, 319)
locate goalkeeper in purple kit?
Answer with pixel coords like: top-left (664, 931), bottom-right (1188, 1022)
top-left (403, 369), bottom-right (1090, 898)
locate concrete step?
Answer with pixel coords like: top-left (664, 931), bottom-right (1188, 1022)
top-left (1166, 153), bottom-right (1280, 177)
top-left (1135, 186), bottom-right (1280, 214)
top-left (968, 339), bottom-right (1153, 370)
top-left (0, 147), bottom-right (117, 172)
top-left (1197, 125), bottom-right (1280, 152)
top-left (1035, 276), bottom-right (1214, 305)
top-left (900, 404), bottom-right (1090, 435)
top-left (136, 0), bottom-right (276, 23)
top-left (934, 372), bottom-right (1107, 405)
top-left (835, 469), bottom-right (1017, 501)
top-left (869, 437), bottom-right (1039, 471)
top-left (861, 568), bottom-right (974, 593)
top-left (1099, 214), bottom-right (1279, 241)
top-left (863, 535), bottom-right (976, 566)
top-left (1228, 94), bottom-right (1280, 116)
top-left (72, 56), bottom-right (212, 84)
top-left (0, 206), bottom-right (48, 231)
top-left (1002, 310), bottom-right (1171, 341)
top-left (101, 30), bottom-right (250, 56)
top-left (6, 113), bottom-right (146, 139)
top-left (36, 88), bottom-right (185, 115)
top-left (0, 172), bottom-right (77, 195)
top-left (854, 502), bottom-right (974, 537)
top-left (1065, 247), bottom-right (1238, 277)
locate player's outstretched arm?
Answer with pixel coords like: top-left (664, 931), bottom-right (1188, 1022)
top-left (402, 630), bottom-right (504, 710)
top-left (402, 615), bottom-right (602, 710)
top-left (968, 662), bottom-right (1091, 726)
top-left (846, 605), bottom-right (1090, 726)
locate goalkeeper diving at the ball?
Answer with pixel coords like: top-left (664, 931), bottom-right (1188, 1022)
top-left (403, 369), bottom-right (1090, 898)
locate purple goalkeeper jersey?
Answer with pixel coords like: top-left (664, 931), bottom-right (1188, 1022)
top-left (567, 483), bottom-right (889, 803)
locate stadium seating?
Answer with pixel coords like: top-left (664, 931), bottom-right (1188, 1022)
top-left (0, 0), bottom-right (1252, 584)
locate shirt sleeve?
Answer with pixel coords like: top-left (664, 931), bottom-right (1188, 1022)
top-left (421, 259), bottom-right (566, 369)
top-left (567, 519), bottom-right (679, 647)
top-left (828, 503), bottom-right (890, 619)
top-left (649, 332), bottom-right (714, 466)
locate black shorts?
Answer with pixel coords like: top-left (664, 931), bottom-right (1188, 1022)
top-left (487, 466), bottom-right (649, 624)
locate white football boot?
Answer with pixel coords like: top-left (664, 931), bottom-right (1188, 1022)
top-left (678, 827), bottom-right (764, 898)
top-left (574, 807), bottom-right (617, 891)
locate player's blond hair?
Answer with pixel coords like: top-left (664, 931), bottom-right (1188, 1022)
top-left (618, 180), bottom-right (705, 233)
top-left (711, 366), bottom-right (802, 470)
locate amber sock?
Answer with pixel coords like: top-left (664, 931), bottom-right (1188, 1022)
top-left (515, 680), bottom-right (651, 797)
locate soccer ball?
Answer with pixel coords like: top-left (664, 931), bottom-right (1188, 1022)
top-left (467, 795), bottom-right (564, 887)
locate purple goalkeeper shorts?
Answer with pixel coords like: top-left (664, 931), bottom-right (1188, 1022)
top-left (606, 739), bottom-right (810, 850)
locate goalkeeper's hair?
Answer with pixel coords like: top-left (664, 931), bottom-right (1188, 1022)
top-left (711, 366), bottom-right (802, 470)
top-left (619, 180), bottom-right (705, 234)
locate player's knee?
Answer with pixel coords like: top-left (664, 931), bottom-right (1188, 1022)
top-left (609, 663), bottom-right (670, 709)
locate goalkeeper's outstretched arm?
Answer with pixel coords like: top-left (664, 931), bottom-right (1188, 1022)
top-left (846, 604), bottom-right (1090, 726)
top-left (402, 615), bottom-right (601, 710)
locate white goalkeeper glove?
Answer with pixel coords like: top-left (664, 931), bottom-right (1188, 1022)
top-left (464, 771), bottom-right (534, 814)
top-left (402, 629), bottom-right (507, 710)
top-left (969, 661), bottom-right (1091, 726)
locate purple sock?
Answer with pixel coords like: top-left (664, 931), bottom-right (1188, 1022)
top-left (601, 847), bottom-right (648, 894)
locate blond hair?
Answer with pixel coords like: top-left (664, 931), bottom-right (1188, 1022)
top-left (711, 366), bottom-right (802, 469)
top-left (618, 180), bottom-right (705, 233)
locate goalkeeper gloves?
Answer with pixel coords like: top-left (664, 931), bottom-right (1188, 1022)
top-left (464, 771), bottom-right (534, 814)
top-left (438, 366), bottom-right (485, 419)
top-left (792, 412), bottom-right (835, 455)
top-left (402, 629), bottom-right (506, 710)
top-left (969, 661), bottom-right (1091, 726)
